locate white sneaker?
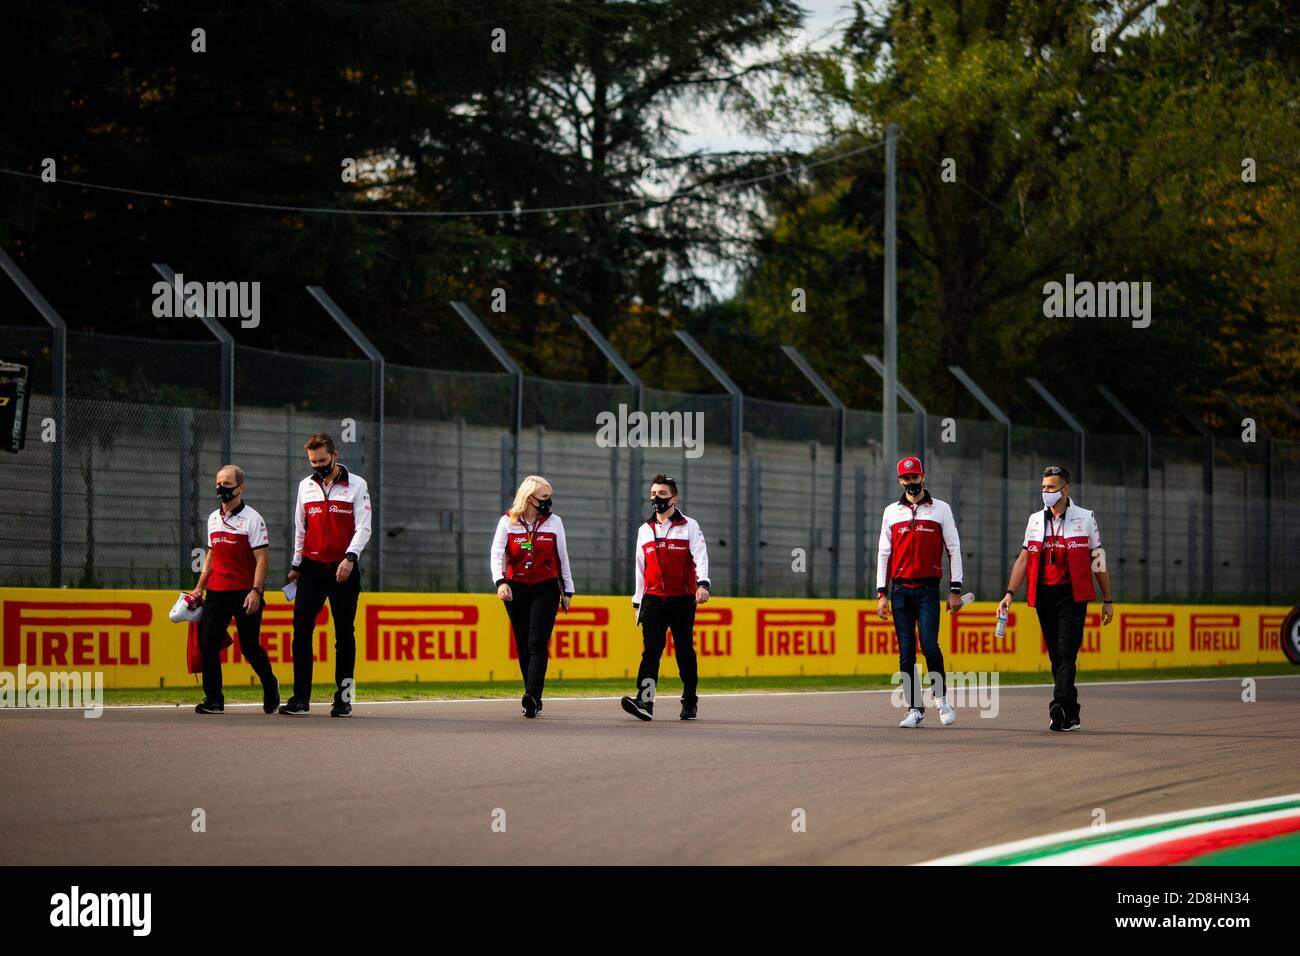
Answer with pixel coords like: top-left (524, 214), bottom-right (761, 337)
top-left (898, 709), bottom-right (925, 728)
top-left (936, 696), bottom-right (957, 726)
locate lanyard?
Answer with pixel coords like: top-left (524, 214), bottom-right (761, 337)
top-left (1044, 507), bottom-right (1065, 565)
top-left (521, 516), bottom-right (544, 551)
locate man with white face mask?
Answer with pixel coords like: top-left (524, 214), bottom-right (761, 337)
top-left (998, 466), bottom-right (1114, 732)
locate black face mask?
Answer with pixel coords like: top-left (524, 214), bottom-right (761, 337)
top-left (312, 461), bottom-right (334, 479)
top-left (650, 497), bottom-right (673, 514)
top-left (216, 485), bottom-right (238, 503)
top-left (902, 482), bottom-right (924, 497)
top-left (534, 497), bottom-right (552, 514)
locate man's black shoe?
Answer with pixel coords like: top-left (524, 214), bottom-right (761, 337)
top-left (620, 696), bottom-right (653, 721)
top-left (680, 698), bottom-right (698, 721)
top-left (521, 694), bottom-right (539, 718)
top-left (262, 675), bottom-right (280, 714)
top-left (278, 697), bottom-right (310, 716)
top-left (330, 692), bottom-right (352, 718)
top-left (195, 699), bottom-right (224, 714)
top-left (1048, 703), bottom-right (1066, 732)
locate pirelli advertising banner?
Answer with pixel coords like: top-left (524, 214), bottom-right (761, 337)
top-left (0, 588), bottom-right (1292, 689)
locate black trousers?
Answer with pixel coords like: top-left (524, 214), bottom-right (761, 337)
top-left (1035, 583), bottom-right (1087, 720)
top-left (291, 557), bottom-right (361, 701)
top-left (502, 577), bottom-right (561, 700)
top-left (199, 589), bottom-right (275, 702)
top-left (636, 594), bottom-right (698, 704)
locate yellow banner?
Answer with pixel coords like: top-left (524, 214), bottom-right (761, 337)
top-left (0, 588), bottom-right (1291, 688)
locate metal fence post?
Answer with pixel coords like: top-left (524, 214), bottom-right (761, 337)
top-left (950, 367), bottom-right (1012, 586)
top-left (306, 286), bottom-right (385, 590)
top-left (0, 248), bottom-right (67, 585)
top-left (153, 263), bottom-right (233, 462)
top-left (1182, 413), bottom-right (1214, 601)
top-left (864, 354), bottom-right (927, 459)
top-left (748, 455), bottom-right (762, 596)
top-left (452, 300), bottom-right (522, 492)
top-left (571, 313), bottom-right (644, 593)
top-left (1097, 385), bottom-right (1151, 602)
top-left (854, 465), bottom-right (866, 599)
top-left (781, 345), bottom-right (845, 597)
top-left (1225, 395), bottom-right (1270, 603)
top-left (675, 331), bottom-right (743, 595)
top-left (1027, 377), bottom-right (1086, 492)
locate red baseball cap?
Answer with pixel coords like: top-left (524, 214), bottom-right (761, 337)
top-left (896, 456), bottom-right (924, 477)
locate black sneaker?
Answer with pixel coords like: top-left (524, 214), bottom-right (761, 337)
top-left (680, 698), bottom-right (698, 721)
top-left (278, 697), bottom-right (309, 716)
top-left (1048, 703), bottom-right (1066, 732)
top-left (195, 698), bottom-right (224, 714)
top-left (521, 694), bottom-right (538, 719)
top-left (1062, 715), bottom-right (1081, 732)
top-left (262, 675), bottom-right (280, 715)
top-left (330, 692), bottom-right (352, 718)
top-left (620, 696), bottom-right (654, 721)
top-left (536, 699), bottom-right (543, 716)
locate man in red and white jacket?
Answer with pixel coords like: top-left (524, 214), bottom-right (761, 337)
top-left (621, 474), bottom-right (710, 722)
top-left (876, 456), bottom-right (965, 728)
top-left (999, 465), bottom-right (1113, 732)
top-left (280, 432), bottom-right (371, 717)
top-left (189, 464), bottom-right (278, 715)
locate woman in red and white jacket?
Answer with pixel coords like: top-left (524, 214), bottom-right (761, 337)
top-left (491, 475), bottom-right (574, 718)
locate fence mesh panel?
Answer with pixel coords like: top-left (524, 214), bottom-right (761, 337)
top-left (1, 328), bottom-right (1293, 604)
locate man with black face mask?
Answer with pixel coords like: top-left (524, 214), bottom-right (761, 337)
top-left (281, 432), bottom-right (372, 717)
top-left (876, 456), bottom-right (965, 728)
top-left (621, 474), bottom-right (710, 721)
top-left (189, 465), bottom-right (277, 714)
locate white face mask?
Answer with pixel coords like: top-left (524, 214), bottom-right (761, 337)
top-left (1042, 490), bottom-right (1064, 508)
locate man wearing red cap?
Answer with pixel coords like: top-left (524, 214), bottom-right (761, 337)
top-left (876, 456), bottom-right (965, 728)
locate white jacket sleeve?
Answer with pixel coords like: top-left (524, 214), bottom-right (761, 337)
top-left (553, 516), bottom-right (575, 595)
top-left (345, 476), bottom-right (372, 558)
top-left (632, 524), bottom-right (647, 606)
top-left (291, 480), bottom-right (306, 568)
top-left (689, 518), bottom-right (710, 589)
top-left (875, 508), bottom-right (892, 592)
top-left (941, 502), bottom-right (964, 587)
top-left (490, 515), bottom-right (509, 584)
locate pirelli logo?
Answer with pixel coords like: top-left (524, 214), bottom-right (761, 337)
top-left (667, 607), bottom-right (732, 658)
top-left (217, 601), bottom-right (329, 664)
top-left (513, 606), bottom-right (609, 659)
top-left (950, 611), bottom-right (1015, 655)
top-left (365, 604), bottom-right (478, 661)
top-left (855, 610), bottom-right (898, 656)
top-left (1120, 612), bottom-right (1174, 653)
top-left (1258, 614), bottom-right (1284, 652)
top-left (1190, 613), bottom-right (1240, 652)
top-left (755, 608), bottom-right (835, 656)
top-left (3, 600), bottom-right (152, 667)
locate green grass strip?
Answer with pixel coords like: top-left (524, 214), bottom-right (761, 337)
top-left (1179, 828), bottom-right (1300, 866)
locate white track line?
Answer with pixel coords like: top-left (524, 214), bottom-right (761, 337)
top-left (2, 673), bottom-right (1296, 712)
top-left (916, 792), bottom-right (1300, 866)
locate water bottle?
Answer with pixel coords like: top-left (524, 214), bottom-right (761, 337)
top-left (995, 603), bottom-right (1008, 638)
top-left (960, 592), bottom-right (975, 608)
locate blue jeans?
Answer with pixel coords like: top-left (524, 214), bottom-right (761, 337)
top-left (891, 585), bottom-right (946, 709)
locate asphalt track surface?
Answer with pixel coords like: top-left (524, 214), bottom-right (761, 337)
top-left (3, 676), bottom-right (1299, 865)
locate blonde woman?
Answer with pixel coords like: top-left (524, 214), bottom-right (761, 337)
top-left (490, 475), bottom-right (574, 718)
